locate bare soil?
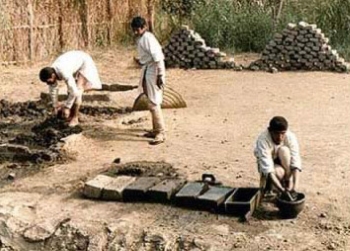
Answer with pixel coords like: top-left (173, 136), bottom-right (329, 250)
top-left (0, 47), bottom-right (350, 250)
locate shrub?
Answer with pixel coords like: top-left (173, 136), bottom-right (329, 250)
top-left (190, 0), bottom-right (273, 53)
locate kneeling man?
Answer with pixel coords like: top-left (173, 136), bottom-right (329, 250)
top-left (254, 116), bottom-right (301, 194)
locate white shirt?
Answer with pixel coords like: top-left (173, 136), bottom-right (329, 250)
top-left (137, 31), bottom-right (165, 105)
top-left (49, 50), bottom-right (102, 108)
top-left (254, 129), bottom-right (302, 174)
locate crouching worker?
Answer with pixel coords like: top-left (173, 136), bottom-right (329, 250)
top-left (254, 116), bottom-right (302, 197)
top-left (131, 16), bottom-right (166, 145)
top-left (39, 50), bottom-right (102, 127)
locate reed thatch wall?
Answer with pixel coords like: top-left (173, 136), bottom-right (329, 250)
top-left (0, 0), bottom-right (151, 64)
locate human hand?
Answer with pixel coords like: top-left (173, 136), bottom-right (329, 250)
top-left (156, 75), bottom-right (164, 89)
top-left (62, 107), bottom-right (71, 119)
top-left (281, 190), bottom-right (296, 202)
top-left (52, 102), bottom-right (62, 115)
top-left (133, 56), bottom-right (141, 66)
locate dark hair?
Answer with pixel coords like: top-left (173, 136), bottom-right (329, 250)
top-left (39, 67), bottom-right (55, 82)
top-left (131, 16), bottom-right (146, 29)
top-left (268, 116), bottom-right (288, 131)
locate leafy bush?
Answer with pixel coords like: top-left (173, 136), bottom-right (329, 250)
top-left (190, 0), bottom-right (273, 53)
top-left (160, 0), bottom-right (205, 19)
top-left (154, 0), bottom-right (350, 59)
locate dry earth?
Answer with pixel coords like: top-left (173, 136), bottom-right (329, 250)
top-left (0, 47), bottom-right (350, 250)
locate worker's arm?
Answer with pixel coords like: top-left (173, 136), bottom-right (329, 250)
top-left (269, 172), bottom-right (285, 193)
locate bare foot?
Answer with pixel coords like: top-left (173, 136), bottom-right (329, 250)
top-left (149, 133), bottom-right (165, 145)
top-left (68, 117), bottom-right (79, 127)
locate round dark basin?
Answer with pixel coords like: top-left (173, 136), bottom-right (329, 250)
top-left (276, 192), bottom-right (305, 219)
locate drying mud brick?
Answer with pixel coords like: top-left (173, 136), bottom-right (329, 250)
top-left (1, 143), bottom-right (31, 154)
top-left (250, 21), bottom-right (350, 72)
top-left (164, 25), bottom-right (235, 69)
top-left (83, 175), bottom-right (115, 199)
top-left (101, 175), bottom-right (136, 201)
top-left (101, 83), bottom-right (138, 92)
top-left (0, 143), bottom-right (32, 162)
top-left (147, 179), bottom-right (186, 203)
top-left (40, 92), bottom-right (111, 103)
top-left (197, 186), bottom-right (235, 212)
top-left (0, 99), bottom-right (47, 118)
top-left (122, 177), bottom-right (161, 202)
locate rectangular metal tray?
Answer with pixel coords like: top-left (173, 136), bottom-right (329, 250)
top-left (224, 187), bottom-right (261, 216)
top-left (147, 179), bottom-right (186, 203)
top-left (174, 181), bottom-right (209, 208)
top-left (197, 186), bottom-right (235, 212)
top-left (122, 177), bottom-right (161, 202)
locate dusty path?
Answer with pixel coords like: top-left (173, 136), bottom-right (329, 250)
top-left (0, 48), bottom-right (350, 250)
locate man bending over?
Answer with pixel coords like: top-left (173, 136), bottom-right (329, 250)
top-left (39, 50), bottom-right (102, 127)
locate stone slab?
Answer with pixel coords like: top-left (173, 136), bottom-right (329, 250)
top-left (123, 177), bottom-right (161, 202)
top-left (147, 179), bottom-right (186, 203)
top-left (101, 176), bottom-right (136, 201)
top-left (83, 175), bottom-right (115, 199)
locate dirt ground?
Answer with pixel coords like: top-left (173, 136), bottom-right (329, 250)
top-left (1, 47), bottom-right (350, 250)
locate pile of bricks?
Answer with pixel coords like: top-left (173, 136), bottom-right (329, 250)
top-left (163, 25), bottom-right (235, 69)
top-left (250, 21), bottom-right (349, 72)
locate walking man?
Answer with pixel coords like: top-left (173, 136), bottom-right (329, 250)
top-left (131, 16), bottom-right (166, 145)
top-left (39, 50), bottom-right (102, 127)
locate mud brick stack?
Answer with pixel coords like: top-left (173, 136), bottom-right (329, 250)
top-left (250, 21), bottom-right (349, 72)
top-left (163, 25), bottom-right (235, 69)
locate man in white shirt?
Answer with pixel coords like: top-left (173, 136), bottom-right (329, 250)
top-left (131, 16), bottom-right (166, 145)
top-left (254, 116), bottom-right (301, 195)
top-left (39, 50), bottom-right (102, 127)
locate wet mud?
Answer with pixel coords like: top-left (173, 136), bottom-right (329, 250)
top-left (108, 161), bottom-right (181, 179)
top-left (80, 105), bottom-right (132, 117)
top-left (0, 99), bottom-right (47, 118)
top-left (0, 99), bottom-right (137, 188)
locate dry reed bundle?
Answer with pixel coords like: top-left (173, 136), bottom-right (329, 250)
top-left (0, 0), bottom-right (151, 65)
